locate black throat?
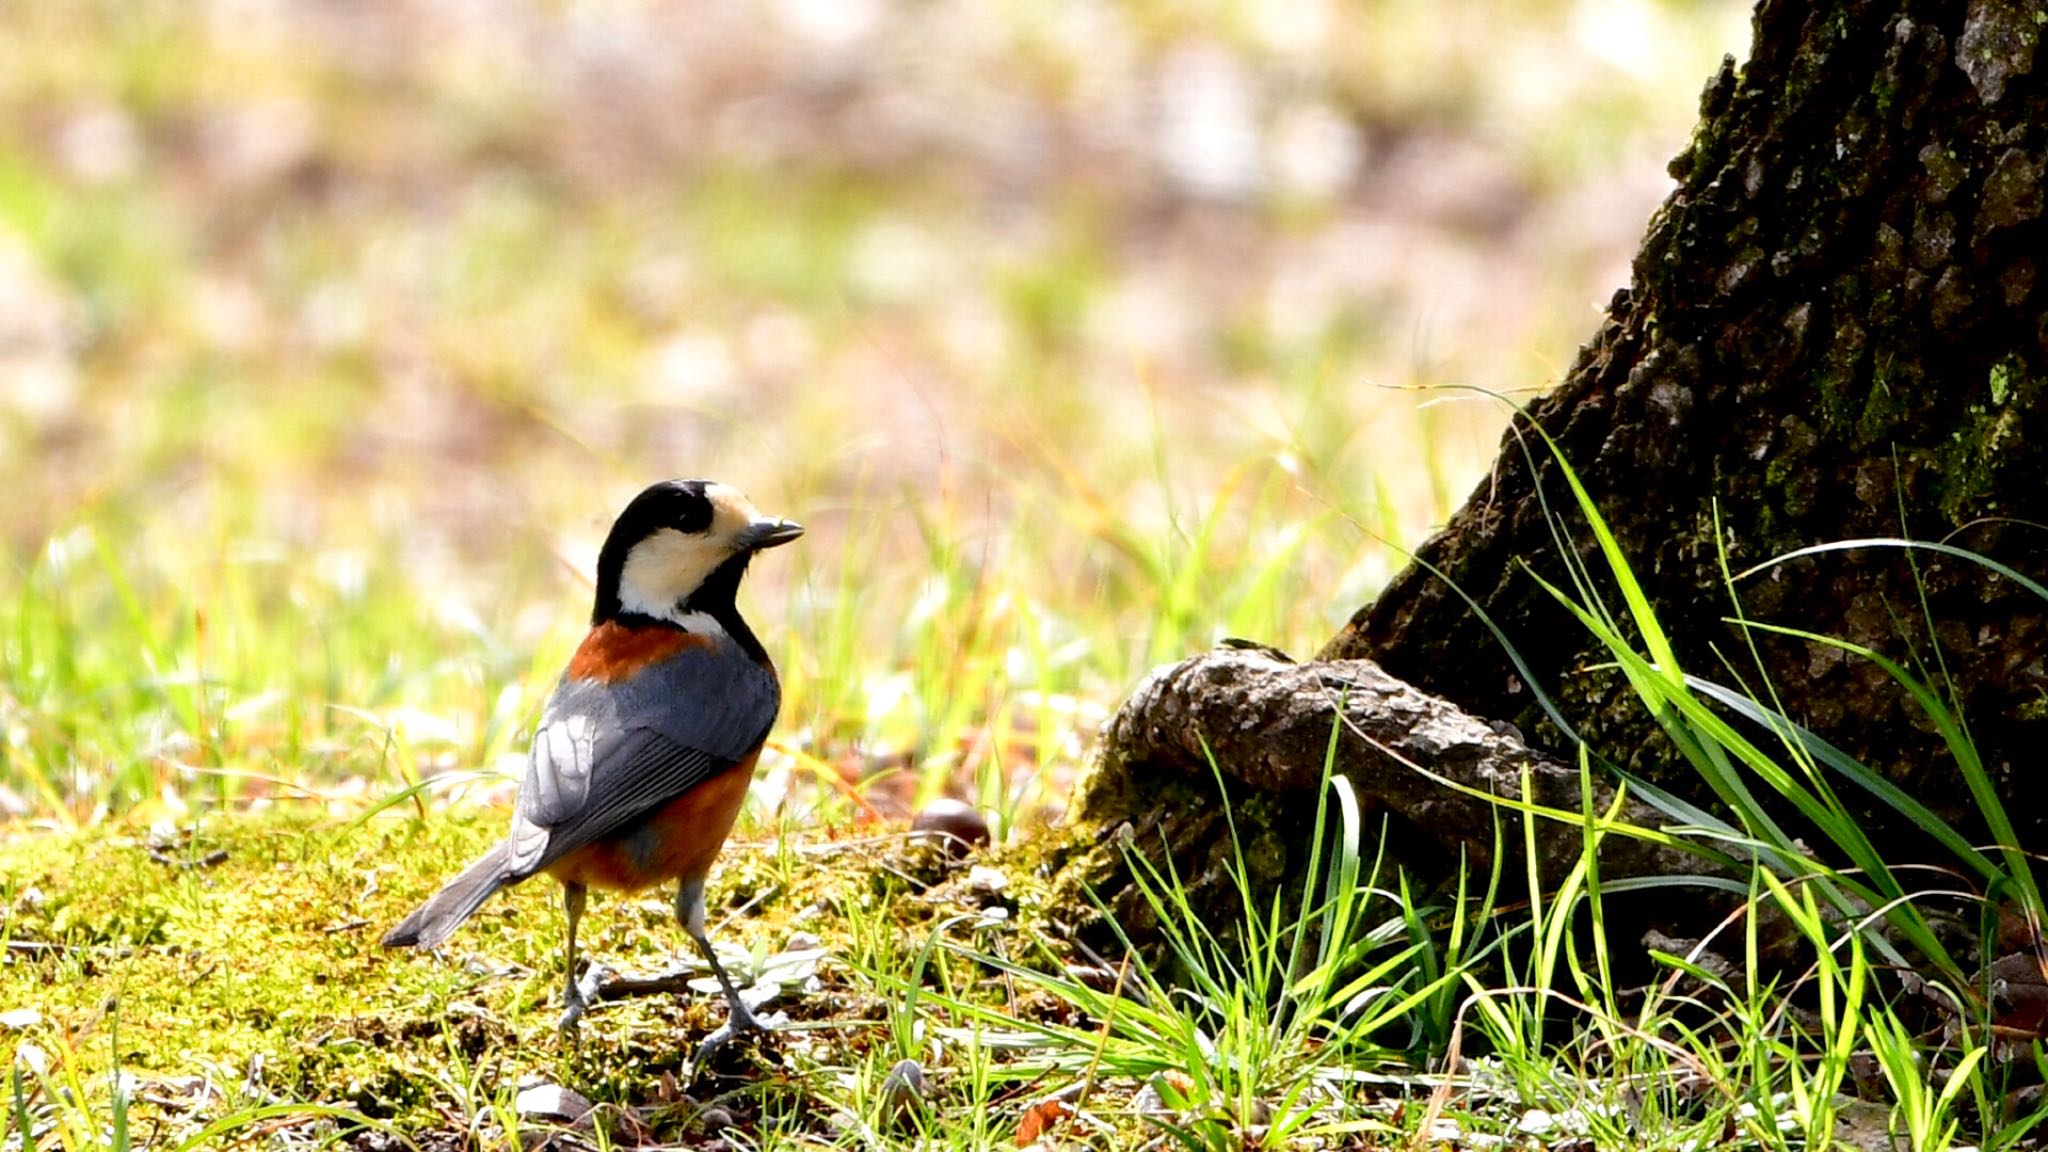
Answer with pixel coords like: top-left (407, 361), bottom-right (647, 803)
top-left (591, 549), bottom-right (771, 666)
top-left (682, 550), bottom-right (770, 664)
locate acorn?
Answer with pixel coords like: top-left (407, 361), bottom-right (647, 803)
top-left (910, 798), bottom-right (990, 857)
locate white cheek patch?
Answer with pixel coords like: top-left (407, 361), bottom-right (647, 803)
top-left (613, 484), bottom-right (769, 624)
top-left (618, 528), bottom-right (729, 620)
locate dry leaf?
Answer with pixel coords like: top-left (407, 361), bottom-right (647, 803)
top-left (1015, 1097), bottom-right (1074, 1146)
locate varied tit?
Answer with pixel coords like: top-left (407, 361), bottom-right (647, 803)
top-left (383, 478), bottom-right (802, 1058)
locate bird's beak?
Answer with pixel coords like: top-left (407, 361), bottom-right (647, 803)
top-left (737, 517), bottom-right (805, 551)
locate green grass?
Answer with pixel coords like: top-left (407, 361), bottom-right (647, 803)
top-left (0, 780), bottom-right (1416, 1147)
top-left (10, 585), bottom-right (2040, 1151)
top-left (1471, 426), bottom-right (2042, 1152)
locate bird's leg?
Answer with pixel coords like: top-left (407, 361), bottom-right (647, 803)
top-left (557, 881), bottom-right (591, 1036)
top-left (679, 876), bottom-right (772, 1066)
top-left (679, 877), bottom-right (760, 1027)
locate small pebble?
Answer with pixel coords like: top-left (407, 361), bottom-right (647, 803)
top-left (698, 1105), bottom-right (734, 1133)
top-left (878, 1057), bottom-right (926, 1128)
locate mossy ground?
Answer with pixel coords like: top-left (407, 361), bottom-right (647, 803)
top-left (1, 806), bottom-right (1086, 1147)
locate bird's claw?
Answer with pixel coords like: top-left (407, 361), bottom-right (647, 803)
top-left (688, 1008), bottom-right (786, 1073)
top-left (556, 964), bottom-right (610, 1038)
top-left (557, 996), bottom-right (587, 1038)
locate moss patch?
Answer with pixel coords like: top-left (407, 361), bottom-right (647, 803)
top-left (0, 807), bottom-right (1135, 1146)
top-left (0, 813), bottom-right (808, 1139)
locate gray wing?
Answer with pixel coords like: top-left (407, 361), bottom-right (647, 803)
top-left (502, 638), bottom-right (779, 877)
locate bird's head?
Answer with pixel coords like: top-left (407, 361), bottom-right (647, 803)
top-left (593, 479), bottom-right (803, 626)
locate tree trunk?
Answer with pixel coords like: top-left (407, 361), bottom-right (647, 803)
top-left (1061, 0), bottom-right (2048, 931)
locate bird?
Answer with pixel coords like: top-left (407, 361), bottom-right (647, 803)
top-left (382, 478), bottom-right (803, 1058)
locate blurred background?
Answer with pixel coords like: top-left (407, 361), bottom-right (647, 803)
top-left (0, 0), bottom-right (1750, 831)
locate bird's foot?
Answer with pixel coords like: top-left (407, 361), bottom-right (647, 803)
top-left (556, 963), bottom-right (610, 1038)
top-left (556, 996), bottom-right (586, 1039)
top-left (688, 1005), bottom-right (787, 1073)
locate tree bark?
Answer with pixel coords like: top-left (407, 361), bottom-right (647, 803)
top-left (1063, 0), bottom-right (2048, 929)
top-left (1059, 648), bottom-right (1697, 948)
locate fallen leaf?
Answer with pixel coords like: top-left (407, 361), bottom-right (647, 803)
top-left (515, 1082), bottom-right (594, 1125)
top-left (1015, 1097), bottom-right (1073, 1145)
top-left (0, 1008), bottom-right (42, 1030)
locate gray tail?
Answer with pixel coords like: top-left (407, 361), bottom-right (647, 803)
top-left (381, 843), bottom-right (513, 949)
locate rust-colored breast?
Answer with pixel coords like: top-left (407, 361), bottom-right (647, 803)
top-left (567, 620), bottom-right (714, 683)
top-left (544, 751), bottom-right (760, 892)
